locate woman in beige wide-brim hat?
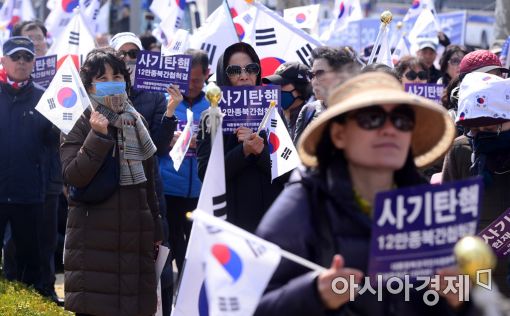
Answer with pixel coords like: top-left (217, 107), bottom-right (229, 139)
top-left (254, 72), bottom-right (470, 315)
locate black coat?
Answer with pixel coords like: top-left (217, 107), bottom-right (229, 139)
top-left (255, 162), bottom-right (478, 316)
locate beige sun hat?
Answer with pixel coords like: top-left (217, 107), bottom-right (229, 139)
top-left (298, 72), bottom-right (455, 168)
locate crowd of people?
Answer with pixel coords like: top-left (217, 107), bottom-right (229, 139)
top-left (1, 15), bottom-right (510, 316)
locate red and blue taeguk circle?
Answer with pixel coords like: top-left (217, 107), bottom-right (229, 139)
top-left (411, 0), bottom-right (421, 9)
top-left (338, 2), bottom-right (346, 18)
top-left (477, 97), bottom-right (485, 104)
top-left (175, 0), bottom-right (186, 10)
top-left (212, 244), bottom-right (243, 282)
top-left (260, 57), bottom-right (285, 78)
top-left (234, 23), bottom-right (245, 40)
top-left (7, 16), bottom-right (20, 30)
top-left (57, 87), bottom-right (77, 108)
top-left (268, 132), bottom-right (280, 154)
top-left (296, 13), bottom-right (306, 24)
top-left (62, 0), bottom-right (79, 13)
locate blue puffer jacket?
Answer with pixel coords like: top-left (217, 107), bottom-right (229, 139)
top-left (0, 81), bottom-right (57, 204)
top-left (160, 92), bottom-right (209, 198)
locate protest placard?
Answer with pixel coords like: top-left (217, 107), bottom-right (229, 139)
top-left (32, 55), bottom-right (57, 88)
top-left (478, 208), bottom-right (510, 258)
top-left (405, 83), bottom-right (443, 104)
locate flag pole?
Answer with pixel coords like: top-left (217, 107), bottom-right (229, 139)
top-left (187, 211), bottom-right (327, 273)
top-left (256, 100), bottom-right (276, 135)
top-left (367, 11), bottom-right (392, 65)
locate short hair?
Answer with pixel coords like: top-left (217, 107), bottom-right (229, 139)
top-left (80, 47), bottom-right (131, 92)
top-left (11, 20), bottom-right (47, 37)
top-left (311, 46), bottom-right (356, 71)
top-left (184, 48), bottom-right (209, 74)
top-left (439, 45), bottom-right (469, 86)
top-left (139, 34), bottom-right (159, 50)
top-left (395, 56), bottom-right (428, 81)
top-left (362, 63), bottom-right (400, 81)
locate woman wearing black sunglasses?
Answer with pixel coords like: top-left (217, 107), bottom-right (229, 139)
top-left (197, 42), bottom-right (284, 233)
top-left (254, 72), bottom-right (465, 316)
top-left (396, 56), bottom-right (429, 86)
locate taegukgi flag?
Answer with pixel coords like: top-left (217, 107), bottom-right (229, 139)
top-left (35, 55), bottom-right (90, 134)
top-left (169, 109), bottom-right (194, 171)
top-left (193, 210), bottom-right (282, 316)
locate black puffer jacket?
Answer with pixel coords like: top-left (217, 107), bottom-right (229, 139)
top-left (255, 160), bottom-right (478, 316)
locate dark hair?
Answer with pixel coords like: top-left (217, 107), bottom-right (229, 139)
top-left (11, 20), bottom-right (47, 37)
top-left (311, 46), bottom-right (356, 71)
top-left (139, 34), bottom-right (159, 50)
top-left (315, 120), bottom-right (425, 185)
top-left (294, 81), bottom-right (313, 101)
top-left (217, 42), bottom-right (261, 86)
top-left (184, 48), bottom-right (209, 74)
top-left (362, 63), bottom-right (400, 81)
top-left (395, 56), bottom-right (428, 81)
top-left (441, 75), bottom-right (461, 111)
top-left (80, 48), bottom-right (131, 93)
top-left (439, 45), bottom-right (469, 86)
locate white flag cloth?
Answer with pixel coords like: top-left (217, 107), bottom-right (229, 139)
top-left (45, 0), bottom-right (86, 39)
top-left (227, 0), bottom-right (252, 18)
top-left (0, 0), bottom-right (35, 39)
top-left (403, 0), bottom-right (436, 22)
top-left (82, 0), bottom-right (101, 35)
top-left (162, 29), bottom-right (190, 56)
top-left (151, 0), bottom-right (186, 45)
top-left (320, 0), bottom-right (362, 42)
top-left (35, 55), bottom-right (90, 134)
top-left (46, 9), bottom-right (96, 69)
top-left (193, 210), bottom-right (281, 316)
top-left (96, 0), bottom-right (110, 35)
top-left (155, 245), bottom-right (170, 316)
top-left (172, 114), bottom-right (227, 316)
top-left (233, 2), bottom-right (323, 75)
top-left (170, 109), bottom-right (194, 172)
top-left (391, 34), bottom-right (412, 65)
top-left (408, 9), bottom-right (440, 56)
top-left (283, 4), bottom-right (320, 31)
top-left (189, 2), bottom-right (238, 74)
top-left (375, 26), bottom-right (394, 68)
top-left (263, 107), bottom-right (300, 181)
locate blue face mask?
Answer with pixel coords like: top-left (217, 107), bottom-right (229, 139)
top-left (281, 91), bottom-right (297, 110)
top-left (93, 81), bottom-right (126, 96)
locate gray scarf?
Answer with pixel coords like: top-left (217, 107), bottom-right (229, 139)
top-left (92, 93), bottom-right (157, 186)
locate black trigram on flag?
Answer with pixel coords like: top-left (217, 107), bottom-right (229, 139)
top-left (63, 113), bottom-right (73, 121)
top-left (47, 98), bottom-right (56, 110)
top-left (246, 239), bottom-right (267, 258)
top-left (255, 28), bottom-right (277, 46)
top-left (175, 16), bottom-right (182, 28)
top-left (296, 44), bottom-right (314, 67)
top-left (92, 9), bottom-right (99, 20)
top-left (59, 18), bottom-right (71, 27)
top-left (243, 14), bottom-right (253, 24)
top-left (82, 0), bottom-right (91, 7)
top-left (62, 74), bottom-right (72, 83)
top-left (218, 297), bottom-right (240, 312)
top-left (13, 0), bottom-right (21, 9)
top-left (200, 43), bottom-right (217, 65)
top-left (281, 147), bottom-right (292, 160)
top-left (212, 193), bottom-right (227, 218)
top-left (173, 41), bottom-right (182, 51)
top-left (69, 31), bottom-right (79, 46)
top-left (270, 118), bottom-right (277, 128)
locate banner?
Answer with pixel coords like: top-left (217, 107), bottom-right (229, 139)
top-left (218, 86), bottom-right (280, 133)
top-left (405, 83), bottom-right (443, 104)
top-left (479, 208), bottom-right (510, 258)
top-left (32, 55), bottom-right (57, 88)
top-left (134, 52), bottom-right (191, 95)
top-left (368, 177), bottom-right (482, 282)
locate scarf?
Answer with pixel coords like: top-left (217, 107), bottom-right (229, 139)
top-left (0, 68), bottom-right (29, 89)
top-left (92, 93), bottom-right (157, 186)
top-left (470, 130), bottom-right (510, 186)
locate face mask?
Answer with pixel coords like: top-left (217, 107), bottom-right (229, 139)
top-left (281, 91), bottom-right (297, 110)
top-left (125, 61), bottom-right (136, 86)
top-left (472, 129), bottom-right (510, 154)
top-left (93, 81), bottom-right (126, 97)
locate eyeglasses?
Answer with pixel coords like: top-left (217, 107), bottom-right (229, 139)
top-left (9, 52), bottom-right (34, 62)
top-left (225, 63), bottom-right (260, 78)
top-left (309, 69), bottom-right (333, 80)
top-left (448, 57), bottom-right (462, 66)
top-left (347, 105), bottom-right (416, 132)
top-left (119, 49), bottom-right (140, 59)
top-left (404, 70), bottom-right (428, 81)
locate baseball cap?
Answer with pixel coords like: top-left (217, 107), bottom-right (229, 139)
top-left (418, 40), bottom-right (438, 51)
top-left (456, 72), bottom-right (510, 127)
top-left (262, 62), bottom-right (310, 86)
top-left (3, 36), bottom-right (35, 56)
top-left (459, 50), bottom-right (509, 76)
top-left (109, 32), bottom-right (143, 51)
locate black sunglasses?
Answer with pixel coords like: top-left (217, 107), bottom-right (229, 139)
top-left (119, 49), bottom-right (140, 59)
top-left (226, 63), bottom-right (260, 77)
top-left (309, 69), bottom-right (333, 80)
top-left (405, 70), bottom-right (428, 81)
top-left (346, 105), bottom-right (416, 132)
top-left (9, 52), bottom-right (34, 62)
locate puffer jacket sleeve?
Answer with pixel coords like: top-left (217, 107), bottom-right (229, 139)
top-left (60, 115), bottom-right (115, 188)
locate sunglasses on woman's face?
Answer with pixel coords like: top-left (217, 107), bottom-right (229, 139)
top-left (448, 57), bottom-right (462, 66)
top-left (225, 63), bottom-right (260, 78)
top-left (119, 49), bottom-right (140, 59)
top-left (404, 70), bottom-right (428, 81)
top-left (348, 105), bottom-right (416, 132)
top-left (9, 52), bottom-right (34, 62)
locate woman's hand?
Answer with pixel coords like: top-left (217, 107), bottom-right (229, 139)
top-left (166, 84), bottom-right (183, 117)
top-left (317, 255), bottom-right (364, 310)
top-left (235, 126), bottom-right (253, 142)
top-left (90, 110), bottom-right (109, 135)
top-left (242, 133), bottom-right (264, 157)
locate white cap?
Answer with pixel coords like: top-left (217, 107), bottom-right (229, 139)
top-left (456, 72), bottom-right (510, 127)
top-left (109, 32), bottom-right (143, 51)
